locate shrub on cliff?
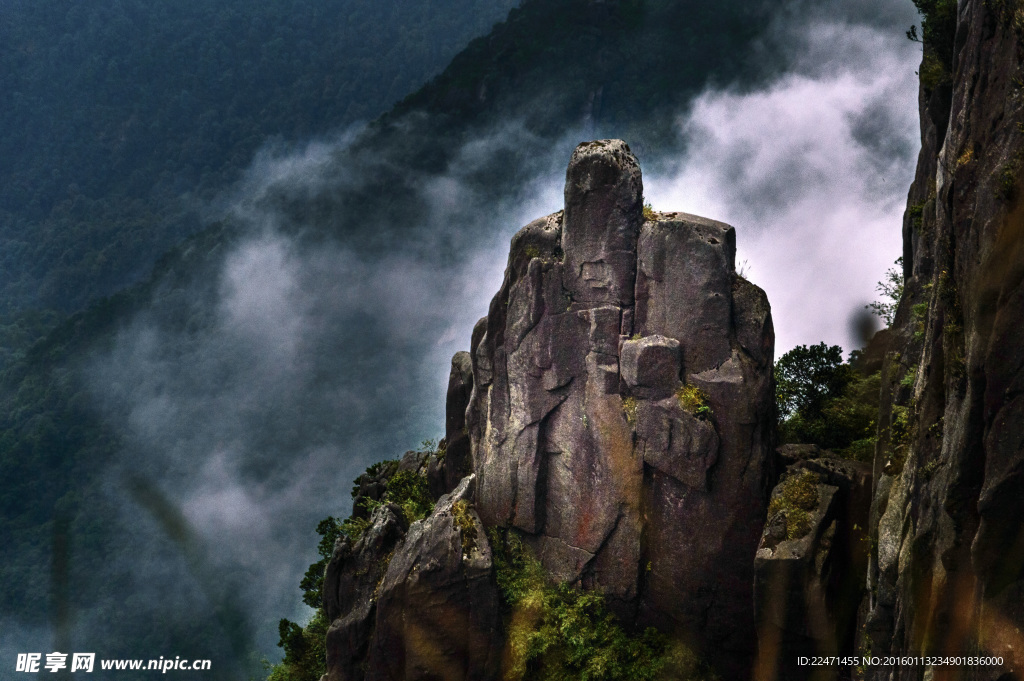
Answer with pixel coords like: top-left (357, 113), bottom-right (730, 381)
top-left (775, 343), bottom-right (879, 460)
top-left (909, 0), bottom-right (957, 75)
top-left (489, 529), bottom-right (716, 681)
top-left (382, 469), bottom-right (434, 524)
top-left (267, 516), bottom-right (339, 681)
top-left (767, 469), bottom-right (821, 540)
top-left (866, 257), bottom-right (904, 327)
top-left (266, 611), bottom-right (329, 681)
top-left (266, 456), bottom-right (437, 680)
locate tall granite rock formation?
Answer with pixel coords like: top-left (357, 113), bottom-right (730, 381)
top-left (313, 12), bottom-right (1024, 676)
top-left (466, 139), bottom-right (776, 677)
top-left (322, 139), bottom-right (775, 681)
top-left (862, 2), bottom-right (1024, 679)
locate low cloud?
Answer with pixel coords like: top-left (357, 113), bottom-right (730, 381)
top-left (646, 18), bottom-right (920, 354)
top-left (83, 121), bottom-right (570, 659)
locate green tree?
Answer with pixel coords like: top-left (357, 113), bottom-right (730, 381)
top-left (775, 343), bottom-right (878, 459)
top-left (866, 257), bottom-right (904, 327)
top-left (775, 343), bottom-right (853, 423)
top-left (265, 459), bottom-right (435, 680)
top-left (267, 517), bottom-right (340, 681)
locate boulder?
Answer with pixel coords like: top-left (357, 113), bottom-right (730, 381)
top-left (755, 471), bottom-right (841, 681)
top-left (619, 334), bottom-right (681, 398)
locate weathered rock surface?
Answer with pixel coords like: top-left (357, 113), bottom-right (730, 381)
top-left (861, 2), bottom-right (1024, 678)
top-left (366, 476), bottom-right (501, 681)
top-left (619, 334), bottom-right (681, 398)
top-left (442, 352), bottom-right (475, 494)
top-left (754, 450), bottom-right (872, 681)
top-left (466, 138), bottom-right (776, 678)
top-left (324, 476), bottom-right (501, 681)
top-left (324, 502), bottom-right (410, 681)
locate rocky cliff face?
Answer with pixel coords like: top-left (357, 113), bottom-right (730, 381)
top-left (324, 467), bottom-right (501, 681)
top-left (466, 139), bottom-right (776, 677)
top-left (863, 1), bottom-right (1024, 678)
top-left (321, 140), bottom-right (776, 681)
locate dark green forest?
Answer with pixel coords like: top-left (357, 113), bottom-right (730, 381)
top-left (0, 0), bottom-right (777, 370)
top-left (0, 0), bottom-right (517, 343)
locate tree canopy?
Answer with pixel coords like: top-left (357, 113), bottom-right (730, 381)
top-left (775, 343), bottom-right (878, 460)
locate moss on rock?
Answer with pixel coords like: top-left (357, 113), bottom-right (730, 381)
top-left (488, 528), bottom-right (717, 681)
top-left (767, 469), bottom-right (820, 540)
top-left (452, 499), bottom-right (478, 553)
top-left (675, 384), bottom-right (711, 420)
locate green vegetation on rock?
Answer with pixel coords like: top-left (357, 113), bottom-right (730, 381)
top-left (909, 0), bottom-right (957, 89)
top-left (622, 397), bottom-right (639, 426)
top-left (452, 499), bottom-right (479, 554)
top-left (866, 257), bottom-right (904, 327)
top-left (489, 528), bottom-right (715, 681)
top-left (768, 469), bottom-right (821, 540)
top-left (268, 457), bottom-right (435, 680)
top-left (676, 384), bottom-right (712, 420)
top-left (642, 201), bottom-right (657, 221)
top-left (269, 516), bottom-right (340, 681)
top-left (266, 610), bottom-right (329, 681)
top-left (911, 302), bottom-right (929, 340)
top-left (385, 469), bottom-right (435, 524)
top-left (299, 517), bottom-right (345, 608)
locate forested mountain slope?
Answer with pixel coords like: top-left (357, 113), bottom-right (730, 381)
top-left (0, 0), bottom-right (517, 322)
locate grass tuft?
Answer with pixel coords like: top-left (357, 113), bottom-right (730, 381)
top-left (452, 499), bottom-right (478, 554)
top-left (622, 397), bottom-right (638, 426)
top-left (676, 384), bottom-right (712, 420)
top-left (642, 201), bottom-right (656, 221)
